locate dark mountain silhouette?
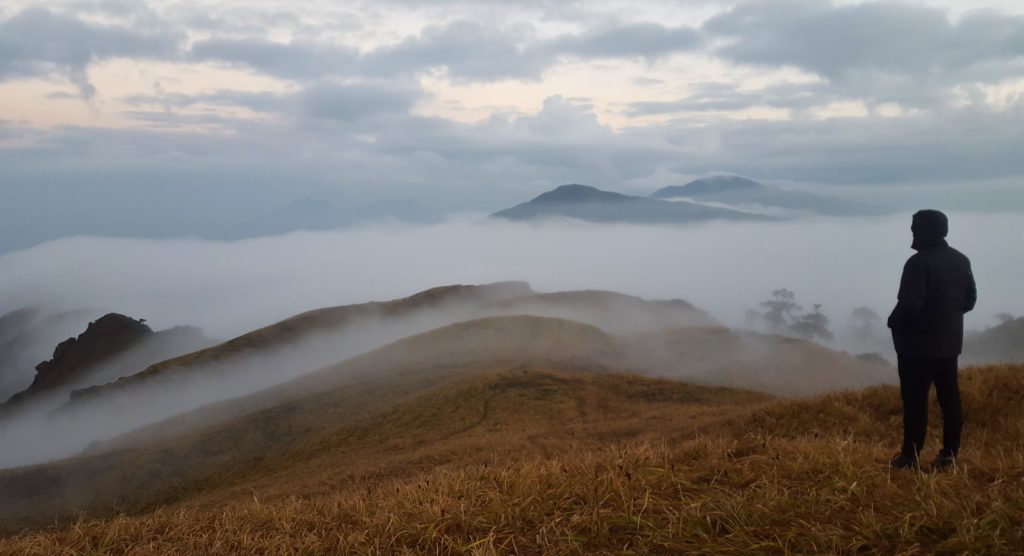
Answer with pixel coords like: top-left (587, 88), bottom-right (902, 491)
top-left (3, 314), bottom-right (152, 407)
top-left (493, 184), bottom-right (767, 223)
top-left (651, 175), bottom-right (885, 216)
top-left (0, 308), bottom-right (100, 401)
top-left (1, 314), bottom-right (213, 410)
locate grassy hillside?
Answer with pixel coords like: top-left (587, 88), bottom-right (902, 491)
top-left (67, 282), bottom-right (533, 404)
top-left (0, 354), bottom-right (764, 531)
top-left (2, 363), bottom-right (1023, 553)
top-left (478, 290), bottom-right (714, 334)
top-left (0, 314), bottom-right (902, 523)
top-left (34, 283), bottom-right (882, 475)
top-left (626, 326), bottom-right (894, 396)
top-left (61, 316), bottom-right (889, 466)
top-left (65, 284), bottom-right (714, 408)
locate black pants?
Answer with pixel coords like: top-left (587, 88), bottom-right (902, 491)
top-left (898, 355), bottom-right (962, 458)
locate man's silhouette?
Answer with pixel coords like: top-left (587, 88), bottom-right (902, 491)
top-left (887, 210), bottom-right (976, 470)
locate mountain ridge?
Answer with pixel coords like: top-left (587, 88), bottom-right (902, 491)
top-left (652, 175), bottom-right (763, 198)
top-left (652, 175), bottom-right (885, 216)
top-left (492, 183), bottom-right (769, 223)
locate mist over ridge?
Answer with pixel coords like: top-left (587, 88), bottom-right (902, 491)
top-left (0, 213), bottom-right (1018, 340)
top-left (0, 208), bottom-right (1019, 470)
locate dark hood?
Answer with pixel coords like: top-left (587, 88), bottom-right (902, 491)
top-left (911, 209), bottom-right (948, 250)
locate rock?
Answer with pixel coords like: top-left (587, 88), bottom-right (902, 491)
top-left (5, 314), bottom-right (152, 405)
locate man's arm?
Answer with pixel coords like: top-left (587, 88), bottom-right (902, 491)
top-left (887, 256), bottom-right (927, 330)
top-left (965, 262), bottom-right (977, 313)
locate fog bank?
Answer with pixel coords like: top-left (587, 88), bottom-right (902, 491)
top-left (0, 213), bottom-right (1019, 339)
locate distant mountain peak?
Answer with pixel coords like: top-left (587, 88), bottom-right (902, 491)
top-left (531, 184), bottom-right (633, 204)
top-left (493, 183), bottom-right (767, 223)
top-left (650, 175), bottom-right (885, 216)
top-left (652, 175), bottom-right (764, 199)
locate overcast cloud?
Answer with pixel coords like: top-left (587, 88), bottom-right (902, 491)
top-left (705, 1), bottom-right (1024, 84)
top-left (0, 0), bottom-right (1022, 253)
top-left (0, 6), bottom-right (182, 98)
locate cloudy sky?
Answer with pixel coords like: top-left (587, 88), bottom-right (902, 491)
top-left (1, 0), bottom-right (1023, 249)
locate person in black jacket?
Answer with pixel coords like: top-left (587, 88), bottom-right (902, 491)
top-left (887, 209), bottom-right (977, 470)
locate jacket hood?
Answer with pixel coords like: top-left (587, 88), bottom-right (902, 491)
top-left (911, 209), bottom-right (948, 250)
top-left (912, 209), bottom-right (948, 238)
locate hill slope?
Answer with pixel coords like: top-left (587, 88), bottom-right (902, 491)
top-left (625, 326), bottom-right (894, 396)
top-left (1, 364), bottom-right (1021, 554)
top-left (4, 285), bottom-right (710, 468)
top-left (478, 289), bottom-right (715, 334)
top-left (67, 282), bottom-right (533, 404)
top-left (3, 313), bottom-right (897, 520)
top-left (0, 286), bottom-right (890, 469)
top-left (0, 316), bottom-right (766, 529)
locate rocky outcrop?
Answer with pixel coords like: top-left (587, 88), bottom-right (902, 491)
top-left (4, 314), bottom-right (152, 406)
top-left (0, 308), bottom-right (99, 401)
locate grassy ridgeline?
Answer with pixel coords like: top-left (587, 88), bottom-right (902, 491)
top-left (2, 364), bottom-right (1022, 554)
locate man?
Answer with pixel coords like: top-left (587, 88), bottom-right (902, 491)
top-left (887, 210), bottom-right (976, 471)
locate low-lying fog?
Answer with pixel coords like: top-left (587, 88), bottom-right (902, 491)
top-left (0, 212), bottom-right (1021, 470)
top-left (1, 213), bottom-right (1019, 338)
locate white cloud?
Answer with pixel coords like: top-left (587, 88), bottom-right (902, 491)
top-left (1, 214), bottom-right (1019, 339)
top-left (0, 0), bottom-right (1023, 249)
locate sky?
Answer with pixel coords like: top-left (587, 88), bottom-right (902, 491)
top-left (1, 0), bottom-right (1022, 228)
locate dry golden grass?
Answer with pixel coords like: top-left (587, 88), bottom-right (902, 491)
top-left (0, 353), bottom-right (763, 531)
top-left (2, 364), bottom-right (1023, 554)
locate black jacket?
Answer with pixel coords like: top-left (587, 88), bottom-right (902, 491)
top-left (888, 240), bottom-right (977, 357)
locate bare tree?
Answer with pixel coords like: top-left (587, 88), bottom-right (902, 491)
top-left (760, 288), bottom-right (801, 331)
top-left (791, 303), bottom-right (834, 342)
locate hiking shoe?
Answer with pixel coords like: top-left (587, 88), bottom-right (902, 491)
top-left (890, 454), bottom-right (919, 470)
top-left (930, 454), bottom-right (957, 472)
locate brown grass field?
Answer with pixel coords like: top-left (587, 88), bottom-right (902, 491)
top-left (1, 358), bottom-right (1022, 554)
